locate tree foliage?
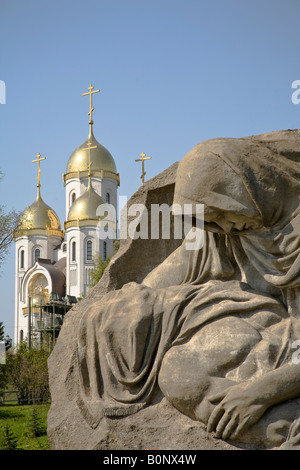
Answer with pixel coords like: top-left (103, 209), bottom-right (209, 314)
top-left (90, 240), bottom-right (119, 287)
top-left (0, 362), bottom-right (9, 393)
top-left (0, 425), bottom-right (18, 450)
top-left (0, 171), bottom-right (21, 271)
top-left (90, 254), bottom-right (111, 287)
top-left (5, 342), bottom-right (50, 404)
top-left (30, 406), bottom-right (46, 437)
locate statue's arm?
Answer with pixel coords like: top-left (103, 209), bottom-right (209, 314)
top-left (207, 361), bottom-right (300, 440)
top-left (250, 361), bottom-right (300, 407)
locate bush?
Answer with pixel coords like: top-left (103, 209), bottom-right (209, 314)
top-left (0, 425), bottom-right (18, 450)
top-left (0, 363), bottom-right (9, 394)
top-left (5, 342), bottom-right (50, 404)
top-left (30, 406), bottom-right (46, 437)
top-left (90, 240), bottom-right (119, 287)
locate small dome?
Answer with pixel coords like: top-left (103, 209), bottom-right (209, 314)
top-left (66, 127), bottom-right (117, 174)
top-left (17, 191), bottom-right (62, 235)
top-left (67, 181), bottom-right (105, 222)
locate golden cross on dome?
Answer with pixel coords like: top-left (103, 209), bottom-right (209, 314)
top-left (135, 152), bottom-right (152, 184)
top-left (87, 160), bottom-right (92, 175)
top-left (32, 152), bottom-right (46, 193)
top-left (81, 141), bottom-right (97, 182)
top-left (82, 84), bottom-right (100, 125)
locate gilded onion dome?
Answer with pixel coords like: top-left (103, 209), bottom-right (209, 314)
top-left (66, 127), bottom-right (117, 175)
top-left (14, 190), bottom-right (63, 238)
top-left (63, 84), bottom-right (119, 185)
top-left (67, 178), bottom-right (105, 223)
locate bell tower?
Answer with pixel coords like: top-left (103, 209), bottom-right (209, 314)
top-left (63, 84), bottom-right (119, 297)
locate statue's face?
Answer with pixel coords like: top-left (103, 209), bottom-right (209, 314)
top-left (204, 210), bottom-right (262, 234)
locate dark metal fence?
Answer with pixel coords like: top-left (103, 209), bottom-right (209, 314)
top-left (0, 390), bottom-right (50, 405)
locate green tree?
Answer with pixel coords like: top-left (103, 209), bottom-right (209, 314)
top-left (30, 406), bottom-right (46, 437)
top-left (0, 425), bottom-right (19, 450)
top-left (90, 254), bottom-right (111, 287)
top-left (0, 361), bottom-right (9, 393)
top-left (5, 342), bottom-right (50, 404)
top-left (0, 172), bottom-right (21, 272)
top-left (90, 240), bottom-right (119, 287)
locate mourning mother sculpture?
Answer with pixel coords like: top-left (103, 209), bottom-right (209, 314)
top-left (48, 130), bottom-right (300, 450)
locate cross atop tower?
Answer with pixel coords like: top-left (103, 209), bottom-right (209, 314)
top-left (135, 152), bottom-right (152, 184)
top-left (82, 84), bottom-right (100, 126)
top-left (32, 152), bottom-right (46, 195)
top-left (81, 141), bottom-right (97, 185)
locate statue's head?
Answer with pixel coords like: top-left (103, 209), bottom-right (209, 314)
top-left (174, 141), bottom-right (262, 234)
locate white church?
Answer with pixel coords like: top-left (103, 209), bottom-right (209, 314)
top-left (13, 85), bottom-right (119, 347)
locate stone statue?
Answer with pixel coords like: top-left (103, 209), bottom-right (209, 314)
top-left (48, 129), bottom-right (300, 450)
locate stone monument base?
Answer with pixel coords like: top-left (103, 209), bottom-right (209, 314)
top-left (48, 393), bottom-right (240, 451)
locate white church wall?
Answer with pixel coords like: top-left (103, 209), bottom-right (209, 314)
top-left (46, 235), bottom-right (64, 262)
top-left (102, 178), bottom-right (118, 211)
top-left (14, 238), bottom-right (27, 346)
top-left (65, 178), bottom-right (81, 219)
top-left (66, 228), bottom-right (81, 298)
top-left (56, 240), bottom-right (67, 261)
top-left (28, 236), bottom-right (48, 265)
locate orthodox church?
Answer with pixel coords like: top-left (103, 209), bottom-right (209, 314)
top-left (13, 85), bottom-right (119, 346)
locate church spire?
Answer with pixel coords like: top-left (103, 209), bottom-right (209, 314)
top-left (32, 152), bottom-right (46, 198)
top-left (82, 83), bottom-right (100, 136)
top-left (81, 140), bottom-right (97, 188)
top-left (135, 152), bottom-right (152, 185)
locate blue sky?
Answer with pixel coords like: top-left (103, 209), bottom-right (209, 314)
top-left (1, 0), bottom-right (300, 340)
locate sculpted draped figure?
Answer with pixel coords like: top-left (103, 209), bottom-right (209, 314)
top-left (77, 131), bottom-right (300, 449)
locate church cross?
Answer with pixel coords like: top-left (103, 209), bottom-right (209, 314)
top-left (135, 152), bottom-right (152, 184)
top-left (82, 84), bottom-right (100, 125)
top-left (81, 141), bottom-right (97, 179)
top-left (32, 153), bottom-right (46, 191)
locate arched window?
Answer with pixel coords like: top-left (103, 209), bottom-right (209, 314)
top-left (35, 249), bottom-right (40, 261)
top-left (20, 330), bottom-right (24, 343)
top-left (86, 240), bottom-right (92, 261)
top-left (71, 241), bottom-right (76, 262)
top-left (71, 192), bottom-right (76, 204)
top-left (103, 241), bottom-right (107, 261)
top-left (20, 249), bottom-right (24, 269)
top-left (105, 192), bottom-right (110, 204)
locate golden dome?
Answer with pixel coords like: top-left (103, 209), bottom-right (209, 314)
top-left (66, 127), bottom-right (117, 174)
top-left (67, 180), bottom-right (105, 223)
top-left (15, 190), bottom-right (62, 238)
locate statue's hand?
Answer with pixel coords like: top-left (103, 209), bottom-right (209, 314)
top-left (207, 383), bottom-right (268, 441)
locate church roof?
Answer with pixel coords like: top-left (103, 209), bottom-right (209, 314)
top-left (35, 258), bottom-right (66, 298)
top-left (67, 178), bottom-right (105, 224)
top-left (14, 190), bottom-right (63, 239)
top-left (66, 126), bottom-right (117, 175)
